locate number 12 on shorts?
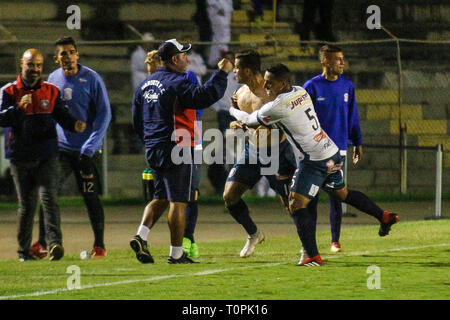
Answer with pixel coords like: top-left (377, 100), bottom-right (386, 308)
top-left (308, 184), bottom-right (320, 197)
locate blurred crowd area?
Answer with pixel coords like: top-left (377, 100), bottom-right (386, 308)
top-left (0, 0), bottom-right (449, 198)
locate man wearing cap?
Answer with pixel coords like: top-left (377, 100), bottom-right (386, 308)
top-left (130, 39), bottom-right (233, 264)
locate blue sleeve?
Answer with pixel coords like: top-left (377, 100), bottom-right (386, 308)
top-left (303, 80), bottom-right (316, 103)
top-left (176, 70), bottom-right (228, 110)
top-left (81, 74), bottom-right (112, 157)
top-left (347, 83), bottom-right (362, 146)
top-left (131, 86), bottom-right (144, 143)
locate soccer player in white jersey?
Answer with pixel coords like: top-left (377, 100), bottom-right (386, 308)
top-left (229, 64), bottom-right (399, 266)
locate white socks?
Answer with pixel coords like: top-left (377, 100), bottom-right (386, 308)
top-left (137, 225), bottom-right (150, 241)
top-left (170, 246), bottom-right (183, 259)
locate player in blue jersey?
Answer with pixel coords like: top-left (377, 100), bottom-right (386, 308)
top-left (31, 36), bottom-right (112, 259)
top-left (303, 45), bottom-right (363, 253)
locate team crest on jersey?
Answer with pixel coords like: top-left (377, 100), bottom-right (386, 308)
top-left (142, 80), bottom-right (166, 103)
top-left (64, 88), bottom-right (72, 101)
top-left (344, 93), bottom-right (348, 102)
top-left (40, 100), bottom-right (50, 109)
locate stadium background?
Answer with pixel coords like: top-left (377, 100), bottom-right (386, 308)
top-left (0, 0), bottom-right (448, 209)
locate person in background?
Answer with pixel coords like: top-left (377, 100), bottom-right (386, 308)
top-left (206, 0), bottom-right (233, 68)
top-left (31, 36), bottom-right (111, 259)
top-left (131, 32), bottom-right (156, 90)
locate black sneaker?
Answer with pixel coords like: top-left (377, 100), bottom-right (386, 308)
top-left (167, 252), bottom-right (197, 264)
top-left (18, 252), bottom-right (37, 262)
top-left (49, 244), bottom-right (64, 261)
top-left (379, 211), bottom-right (400, 237)
top-left (130, 235), bottom-right (154, 264)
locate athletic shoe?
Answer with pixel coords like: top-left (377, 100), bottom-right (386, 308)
top-left (379, 211), bottom-right (400, 237)
top-left (182, 237), bottom-right (192, 255)
top-left (49, 244), bottom-right (64, 261)
top-left (18, 253), bottom-right (37, 262)
top-left (330, 242), bottom-right (343, 253)
top-left (91, 246), bottom-right (107, 258)
top-left (190, 242), bottom-right (200, 259)
top-left (297, 255), bottom-right (324, 267)
top-left (130, 235), bottom-right (154, 264)
top-left (299, 247), bottom-right (309, 262)
top-left (29, 241), bottom-right (48, 259)
top-left (240, 230), bottom-right (265, 258)
top-left (167, 252), bottom-right (196, 264)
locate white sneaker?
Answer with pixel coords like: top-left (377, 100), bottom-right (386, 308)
top-left (240, 231), bottom-right (265, 258)
top-left (330, 242), bottom-right (343, 253)
top-left (299, 247), bottom-right (309, 264)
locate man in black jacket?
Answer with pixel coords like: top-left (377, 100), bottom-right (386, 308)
top-left (0, 49), bottom-right (85, 261)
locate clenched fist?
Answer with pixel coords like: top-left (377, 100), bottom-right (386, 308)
top-left (218, 58), bottom-right (233, 73)
top-left (19, 94), bottom-right (32, 109)
top-left (229, 120), bottom-right (247, 131)
top-left (74, 120), bottom-right (86, 133)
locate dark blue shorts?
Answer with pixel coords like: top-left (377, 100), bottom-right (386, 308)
top-left (290, 151), bottom-right (345, 199)
top-left (227, 139), bottom-right (297, 191)
top-left (146, 145), bottom-right (195, 203)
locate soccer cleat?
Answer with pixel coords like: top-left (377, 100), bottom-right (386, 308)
top-left (91, 246), bottom-right (107, 258)
top-left (330, 242), bottom-right (343, 253)
top-left (49, 244), bottom-right (64, 261)
top-left (297, 254), bottom-right (324, 267)
top-left (240, 230), bottom-right (265, 258)
top-left (130, 235), bottom-right (154, 264)
top-left (379, 211), bottom-right (400, 237)
top-left (182, 237), bottom-right (192, 255)
top-left (18, 253), bottom-right (37, 262)
top-left (29, 241), bottom-right (48, 259)
top-left (190, 242), bottom-right (200, 259)
top-left (167, 252), bottom-right (196, 264)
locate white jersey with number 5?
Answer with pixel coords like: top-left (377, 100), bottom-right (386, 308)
top-left (256, 86), bottom-right (338, 161)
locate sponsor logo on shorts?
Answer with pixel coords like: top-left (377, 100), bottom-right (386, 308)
top-left (308, 184), bottom-right (319, 197)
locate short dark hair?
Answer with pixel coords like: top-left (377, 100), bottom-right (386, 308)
top-left (235, 50), bottom-right (261, 74)
top-left (318, 45), bottom-right (342, 62)
top-left (266, 63), bottom-right (291, 81)
top-left (55, 36), bottom-right (77, 51)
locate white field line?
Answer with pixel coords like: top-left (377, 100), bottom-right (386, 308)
top-left (1, 243), bottom-right (449, 300)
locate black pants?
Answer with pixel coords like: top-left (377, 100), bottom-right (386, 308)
top-left (10, 157), bottom-right (62, 255)
top-left (38, 149), bottom-right (105, 248)
top-left (298, 0), bottom-right (335, 42)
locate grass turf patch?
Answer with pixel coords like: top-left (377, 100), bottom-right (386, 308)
top-left (0, 220), bottom-right (448, 300)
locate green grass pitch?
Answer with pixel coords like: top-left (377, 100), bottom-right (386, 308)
top-left (0, 219), bottom-right (448, 300)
